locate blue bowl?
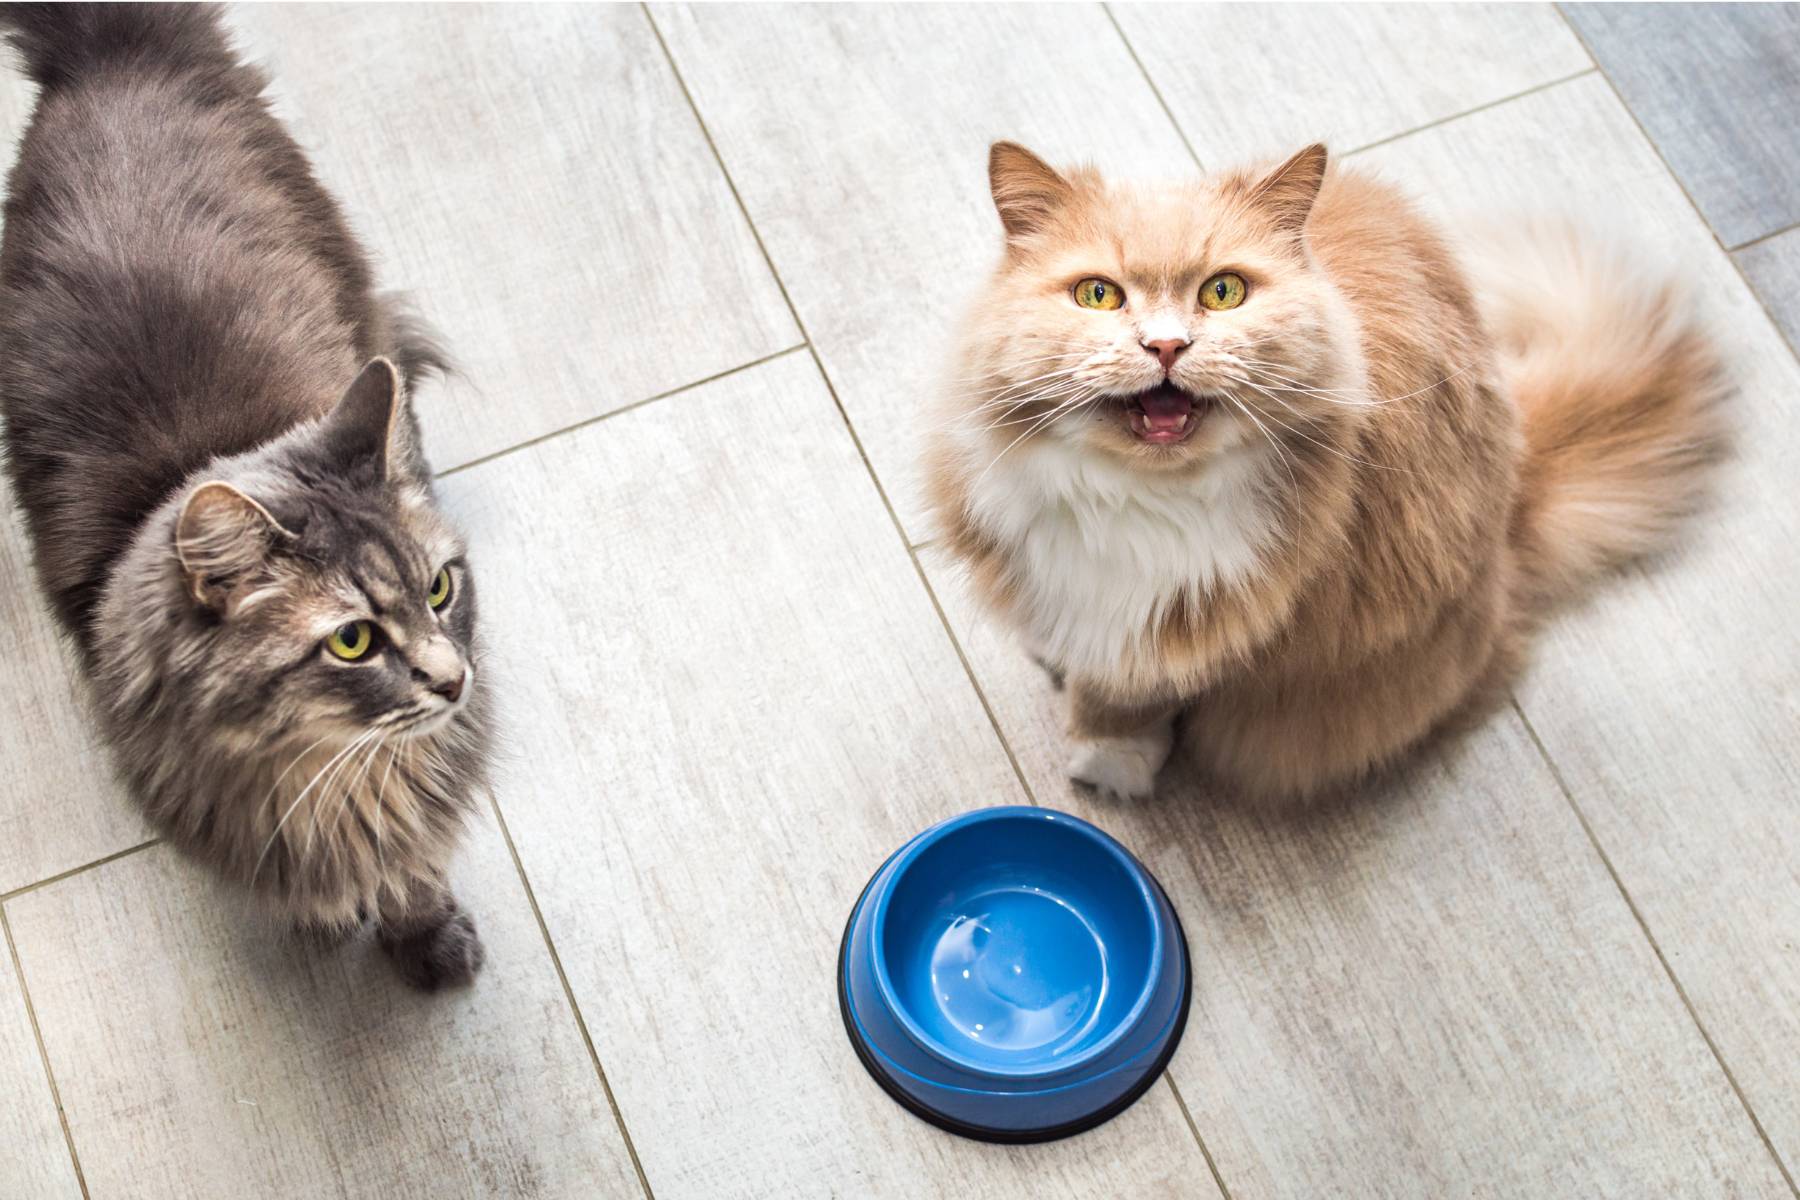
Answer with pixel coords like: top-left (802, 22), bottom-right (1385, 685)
top-left (838, 806), bottom-right (1190, 1142)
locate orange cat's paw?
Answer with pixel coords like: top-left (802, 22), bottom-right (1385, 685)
top-left (1067, 727), bottom-right (1172, 802)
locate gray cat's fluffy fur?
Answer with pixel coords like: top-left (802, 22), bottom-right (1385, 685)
top-left (0, 4), bottom-right (494, 989)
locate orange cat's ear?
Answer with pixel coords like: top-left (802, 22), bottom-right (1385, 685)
top-left (989, 141), bottom-right (1073, 241)
top-left (1248, 143), bottom-right (1329, 233)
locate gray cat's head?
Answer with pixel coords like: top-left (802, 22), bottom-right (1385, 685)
top-left (97, 359), bottom-right (484, 764)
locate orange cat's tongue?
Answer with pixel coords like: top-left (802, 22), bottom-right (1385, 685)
top-left (1132, 385), bottom-right (1195, 441)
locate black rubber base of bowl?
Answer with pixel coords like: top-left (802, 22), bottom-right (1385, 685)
top-left (834, 873), bottom-right (1193, 1145)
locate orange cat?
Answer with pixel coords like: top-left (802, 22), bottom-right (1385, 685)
top-left (926, 142), bottom-right (1727, 799)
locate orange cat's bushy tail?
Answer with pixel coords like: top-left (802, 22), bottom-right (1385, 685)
top-left (1468, 219), bottom-right (1732, 620)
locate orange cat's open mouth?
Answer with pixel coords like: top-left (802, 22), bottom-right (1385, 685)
top-left (1126, 384), bottom-right (1206, 444)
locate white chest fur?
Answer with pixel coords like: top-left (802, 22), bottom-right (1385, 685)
top-left (961, 435), bottom-right (1277, 682)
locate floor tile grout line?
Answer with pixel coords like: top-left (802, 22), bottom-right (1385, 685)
top-left (1111, 0), bottom-right (1597, 174)
top-left (1, 817), bottom-right (659, 1189)
top-left (642, 3), bottom-right (1041, 812)
top-left (1510, 699), bottom-right (1800, 1198)
top-left (651, 5), bottom-right (1232, 1176)
top-left (1165, 1074), bottom-right (1233, 1200)
top-left (1730, 216), bottom-right (1800, 255)
top-left (904, 555), bottom-right (1039, 807)
top-left (1102, 3), bottom-right (1204, 171)
top-left (484, 793), bottom-right (657, 1200)
top-left (1344, 66), bottom-right (1600, 159)
top-left (1, 904), bottom-right (93, 1198)
top-left (438, 343), bottom-right (808, 479)
top-left (0, 839), bottom-right (161, 904)
top-left (1552, 6), bottom-right (1800, 371)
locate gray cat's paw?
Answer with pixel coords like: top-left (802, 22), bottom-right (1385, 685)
top-left (381, 907), bottom-right (485, 992)
top-left (1067, 729), bottom-right (1172, 802)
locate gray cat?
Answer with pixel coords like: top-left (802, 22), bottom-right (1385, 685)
top-left (0, 4), bottom-right (494, 989)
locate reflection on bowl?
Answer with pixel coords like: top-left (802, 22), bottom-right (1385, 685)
top-left (839, 807), bottom-right (1190, 1142)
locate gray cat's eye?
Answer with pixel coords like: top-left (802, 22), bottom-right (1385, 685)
top-left (428, 566), bottom-right (453, 610)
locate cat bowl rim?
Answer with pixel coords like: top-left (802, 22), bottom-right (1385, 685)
top-left (864, 805), bottom-right (1169, 1080)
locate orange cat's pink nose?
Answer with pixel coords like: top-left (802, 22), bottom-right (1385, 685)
top-left (1143, 339), bottom-right (1188, 371)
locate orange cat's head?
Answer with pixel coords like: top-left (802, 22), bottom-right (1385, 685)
top-left (947, 141), bottom-right (1364, 474)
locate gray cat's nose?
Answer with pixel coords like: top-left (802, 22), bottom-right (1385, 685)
top-left (430, 671), bottom-right (466, 704)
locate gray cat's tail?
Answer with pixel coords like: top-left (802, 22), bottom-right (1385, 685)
top-left (377, 292), bottom-right (456, 389)
top-left (0, 3), bottom-right (236, 91)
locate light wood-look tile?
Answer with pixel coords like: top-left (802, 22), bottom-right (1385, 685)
top-left (0, 927), bottom-right (79, 1198)
top-left (1564, 3), bottom-right (1800, 247)
top-left (441, 351), bottom-right (1220, 1198)
top-left (0, 491), bottom-right (152, 896)
top-left (1354, 74), bottom-right (1800, 1179)
top-left (1737, 227), bottom-right (1800, 354)
top-left (224, 3), bottom-right (798, 471)
top-left (922, 550), bottom-right (1787, 1197)
top-left (651, 2), bottom-right (1196, 538)
top-left (1113, 2), bottom-right (1590, 166)
top-left (5, 829), bottom-right (642, 1200)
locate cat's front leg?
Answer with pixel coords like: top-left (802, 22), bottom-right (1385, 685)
top-left (377, 874), bottom-right (484, 992)
top-left (1065, 682), bottom-right (1179, 802)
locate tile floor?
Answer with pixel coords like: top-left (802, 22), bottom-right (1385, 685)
top-left (1, 5), bottom-right (1797, 1198)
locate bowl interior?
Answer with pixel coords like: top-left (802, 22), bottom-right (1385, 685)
top-left (876, 813), bottom-right (1158, 1074)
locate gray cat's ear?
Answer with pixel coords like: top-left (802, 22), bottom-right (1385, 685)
top-left (989, 141), bottom-right (1074, 241)
top-left (1248, 143), bottom-right (1329, 234)
top-left (321, 357), bottom-right (420, 480)
top-left (175, 481), bottom-right (294, 609)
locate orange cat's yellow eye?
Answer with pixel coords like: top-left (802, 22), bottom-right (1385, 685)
top-left (326, 620), bottom-right (375, 661)
top-left (428, 567), bottom-right (452, 610)
top-left (1200, 272), bottom-right (1247, 311)
top-left (1073, 278), bottom-right (1125, 311)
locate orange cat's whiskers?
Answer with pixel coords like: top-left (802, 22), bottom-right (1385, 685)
top-left (961, 366), bottom-right (1091, 412)
top-left (1228, 376), bottom-right (1416, 476)
top-left (1219, 393), bottom-right (1299, 495)
top-left (973, 390), bottom-right (1104, 434)
top-left (922, 373), bottom-right (1095, 438)
top-left (1237, 357), bottom-right (1474, 409)
top-left (971, 388), bottom-right (1104, 488)
top-left (947, 351), bottom-right (1091, 388)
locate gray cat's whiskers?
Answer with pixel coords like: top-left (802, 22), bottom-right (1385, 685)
top-left (326, 730), bottom-right (390, 851)
top-left (373, 743), bottom-right (400, 880)
top-left (255, 729), bottom-right (376, 882)
top-left (258, 732), bottom-right (334, 814)
top-left (300, 727), bottom-right (384, 861)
